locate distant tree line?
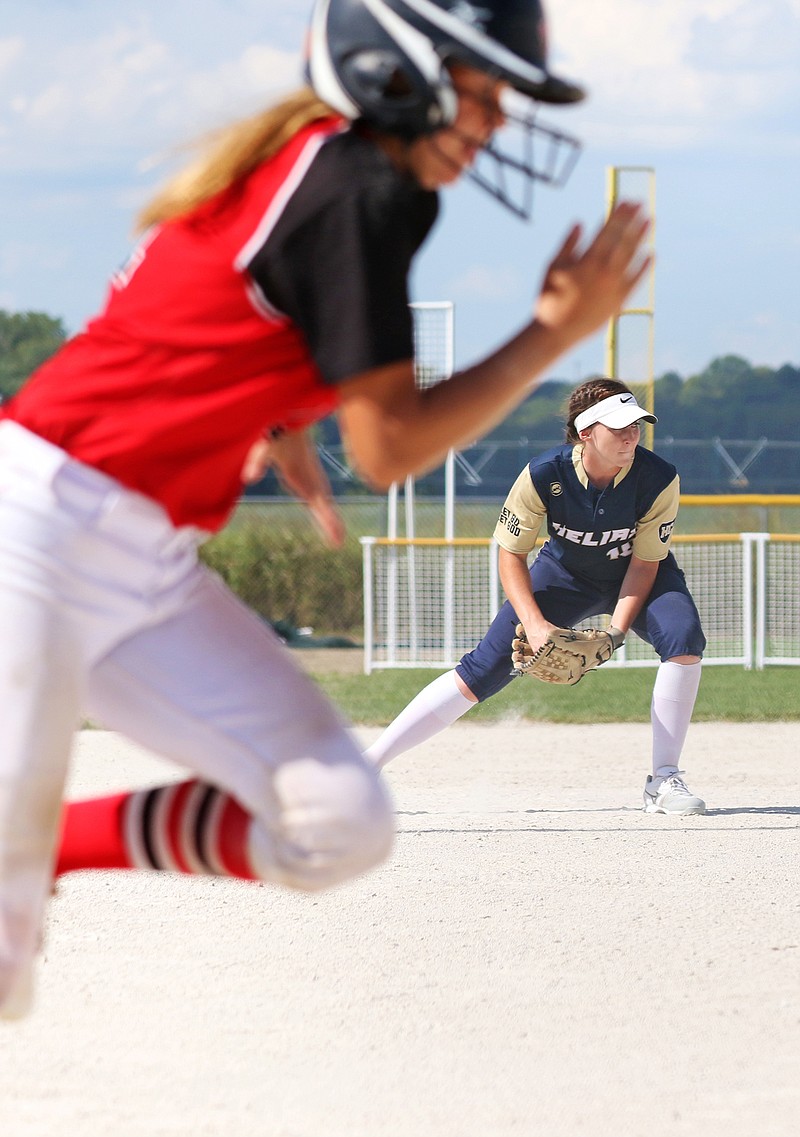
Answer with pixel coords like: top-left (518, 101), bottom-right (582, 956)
top-left (2, 308), bottom-right (798, 493)
top-left (313, 353), bottom-right (800, 495)
top-left (0, 310), bottom-right (67, 400)
top-left (469, 357), bottom-right (800, 445)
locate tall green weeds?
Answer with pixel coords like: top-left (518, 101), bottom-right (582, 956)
top-left (200, 519), bottom-right (364, 636)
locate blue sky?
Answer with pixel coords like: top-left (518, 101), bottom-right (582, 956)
top-left (1, 0), bottom-right (798, 382)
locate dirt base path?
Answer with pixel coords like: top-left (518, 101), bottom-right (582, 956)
top-left (2, 723), bottom-right (799, 1137)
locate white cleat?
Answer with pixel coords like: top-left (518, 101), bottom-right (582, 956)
top-left (643, 771), bottom-right (706, 816)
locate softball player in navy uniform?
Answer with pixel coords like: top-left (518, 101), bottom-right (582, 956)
top-left (366, 378), bottom-right (707, 814)
top-left (0, 0), bottom-right (651, 1018)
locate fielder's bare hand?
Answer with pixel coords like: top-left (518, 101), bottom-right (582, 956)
top-left (334, 206), bottom-right (651, 492)
top-left (519, 616), bottom-right (560, 656)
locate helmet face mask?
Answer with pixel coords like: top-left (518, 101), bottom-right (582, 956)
top-left (306, 0), bottom-right (585, 217)
top-left (460, 90), bottom-right (582, 220)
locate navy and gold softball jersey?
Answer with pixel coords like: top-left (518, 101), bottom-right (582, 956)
top-left (494, 442), bottom-right (679, 580)
top-left (456, 442), bottom-right (705, 699)
top-left (1, 119), bottom-right (438, 532)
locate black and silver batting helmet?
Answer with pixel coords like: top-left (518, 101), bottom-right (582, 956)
top-left (305, 0), bottom-right (585, 217)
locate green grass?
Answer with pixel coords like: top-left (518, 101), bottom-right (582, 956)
top-left (307, 665), bottom-right (800, 726)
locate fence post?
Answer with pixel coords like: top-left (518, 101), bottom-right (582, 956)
top-left (361, 537), bottom-right (375, 675)
top-left (488, 541), bottom-right (500, 627)
top-left (742, 532), bottom-right (768, 670)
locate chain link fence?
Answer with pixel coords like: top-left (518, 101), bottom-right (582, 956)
top-left (204, 479), bottom-right (800, 642)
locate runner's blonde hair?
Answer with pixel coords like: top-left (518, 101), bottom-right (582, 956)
top-left (136, 87), bottom-right (337, 232)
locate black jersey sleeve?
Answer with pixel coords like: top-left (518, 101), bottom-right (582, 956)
top-left (247, 131), bottom-right (439, 384)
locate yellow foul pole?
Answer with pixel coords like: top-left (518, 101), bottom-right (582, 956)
top-left (605, 166), bottom-right (657, 448)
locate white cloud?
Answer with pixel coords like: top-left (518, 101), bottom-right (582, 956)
top-left (3, 1), bottom-right (797, 167)
top-left (549, 0), bottom-right (800, 150)
top-left (447, 264), bottom-right (525, 302)
top-left (0, 36), bottom-right (24, 73)
top-left (0, 17), bottom-right (302, 171)
top-left (689, 0), bottom-right (800, 70)
top-left (169, 43), bottom-right (303, 129)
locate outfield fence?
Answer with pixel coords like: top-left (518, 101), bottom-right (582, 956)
top-left (360, 533), bottom-right (800, 674)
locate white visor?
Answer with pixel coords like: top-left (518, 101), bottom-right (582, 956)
top-left (574, 393), bottom-right (657, 433)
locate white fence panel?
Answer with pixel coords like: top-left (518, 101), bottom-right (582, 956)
top-left (362, 538), bottom-right (500, 671)
top-left (362, 534), bottom-right (800, 673)
top-left (756, 535), bottom-right (800, 667)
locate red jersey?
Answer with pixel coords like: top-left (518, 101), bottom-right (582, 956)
top-left (2, 119), bottom-right (438, 531)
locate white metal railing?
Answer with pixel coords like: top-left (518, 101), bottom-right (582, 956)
top-left (361, 534), bottom-right (800, 674)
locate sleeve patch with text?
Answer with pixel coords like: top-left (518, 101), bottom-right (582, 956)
top-left (499, 507), bottom-right (522, 537)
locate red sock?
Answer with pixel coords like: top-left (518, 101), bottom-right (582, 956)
top-left (56, 791), bottom-right (133, 873)
top-left (57, 781), bottom-right (258, 881)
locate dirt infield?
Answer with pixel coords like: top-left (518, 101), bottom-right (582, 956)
top-left (291, 646), bottom-right (366, 674)
top-left (2, 723), bottom-right (799, 1137)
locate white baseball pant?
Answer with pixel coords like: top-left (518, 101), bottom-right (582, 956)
top-left (0, 421), bottom-right (393, 1016)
